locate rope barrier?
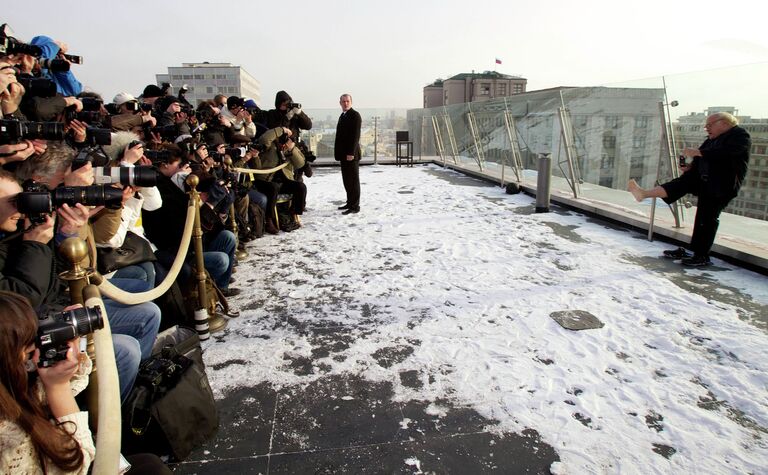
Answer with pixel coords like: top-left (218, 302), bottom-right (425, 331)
top-left (232, 162), bottom-right (288, 175)
top-left (95, 200), bottom-right (196, 304)
top-left (83, 285), bottom-right (121, 475)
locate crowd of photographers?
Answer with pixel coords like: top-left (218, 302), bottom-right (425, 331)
top-left (0, 23), bottom-right (316, 473)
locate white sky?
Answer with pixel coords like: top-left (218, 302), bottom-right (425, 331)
top-left (201, 165), bottom-right (768, 473)
top-left (5, 0), bottom-right (768, 110)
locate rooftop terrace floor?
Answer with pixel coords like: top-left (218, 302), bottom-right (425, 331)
top-left (173, 164), bottom-right (767, 474)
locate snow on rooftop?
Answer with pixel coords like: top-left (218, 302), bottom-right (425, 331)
top-left (203, 164), bottom-right (768, 473)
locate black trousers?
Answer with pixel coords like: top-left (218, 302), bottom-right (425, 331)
top-left (662, 175), bottom-right (731, 257)
top-left (340, 159), bottom-right (360, 209)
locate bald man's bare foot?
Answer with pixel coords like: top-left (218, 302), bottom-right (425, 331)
top-left (627, 179), bottom-right (646, 202)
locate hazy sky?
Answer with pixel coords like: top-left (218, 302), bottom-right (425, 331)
top-left (5, 0), bottom-right (768, 111)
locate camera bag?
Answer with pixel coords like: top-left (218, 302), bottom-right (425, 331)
top-left (121, 325), bottom-right (218, 461)
top-left (96, 231), bottom-right (156, 275)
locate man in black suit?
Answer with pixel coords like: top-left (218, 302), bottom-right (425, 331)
top-left (335, 94), bottom-right (362, 214)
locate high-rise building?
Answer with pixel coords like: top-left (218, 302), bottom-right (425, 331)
top-left (423, 71), bottom-right (527, 108)
top-left (155, 62), bottom-right (260, 106)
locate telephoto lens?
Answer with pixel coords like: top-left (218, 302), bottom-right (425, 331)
top-left (38, 58), bottom-right (70, 72)
top-left (51, 185), bottom-right (124, 210)
top-left (93, 166), bottom-right (159, 187)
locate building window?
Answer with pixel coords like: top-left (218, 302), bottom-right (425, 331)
top-left (603, 135), bottom-right (616, 148)
top-left (635, 116), bottom-right (649, 128)
top-left (171, 75), bottom-right (182, 80)
top-left (513, 84), bottom-right (523, 94)
top-left (206, 86), bottom-right (214, 94)
top-left (182, 75), bottom-right (192, 79)
top-left (497, 83), bottom-right (507, 96)
top-left (633, 136), bottom-right (646, 148)
top-left (479, 83), bottom-right (491, 95)
top-left (194, 74), bottom-right (204, 79)
top-left (605, 116), bottom-right (619, 129)
top-left (600, 155), bottom-right (615, 169)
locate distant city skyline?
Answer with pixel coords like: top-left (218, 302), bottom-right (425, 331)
top-left (4, 0), bottom-right (768, 113)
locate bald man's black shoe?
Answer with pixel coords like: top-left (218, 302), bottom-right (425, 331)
top-left (342, 207), bottom-right (359, 215)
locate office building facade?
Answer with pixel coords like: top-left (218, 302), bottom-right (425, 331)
top-left (155, 62), bottom-right (260, 106)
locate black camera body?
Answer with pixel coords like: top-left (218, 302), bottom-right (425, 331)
top-left (287, 102), bottom-right (301, 110)
top-left (71, 146), bottom-right (110, 170)
top-left (37, 306), bottom-right (103, 368)
top-left (144, 149), bottom-right (171, 163)
top-left (0, 119), bottom-right (65, 144)
top-left (17, 76), bottom-right (57, 98)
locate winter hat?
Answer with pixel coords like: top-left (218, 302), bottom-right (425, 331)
top-left (142, 84), bottom-right (164, 99)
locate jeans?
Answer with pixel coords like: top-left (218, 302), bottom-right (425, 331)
top-left (113, 261), bottom-right (156, 287)
top-left (112, 334), bottom-right (141, 402)
top-left (103, 290), bottom-right (162, 402)
top-left (248, 189), bottom-right (267, 210)
top-left (203, 230), bottom-right (236, 290)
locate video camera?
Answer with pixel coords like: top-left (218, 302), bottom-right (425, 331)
top-left (0, 118), bottom-right (65, 144)
top-left (36, 306), bottom-right (103, 368)
top-left (0, 24), bottom-right (42, 57)
top-left (16, 179), bottom-right (124, 225)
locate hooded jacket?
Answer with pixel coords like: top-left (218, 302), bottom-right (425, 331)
top-left (264, 90), bottom-right (312, 138)
top-left (29, 36), bottom-right (82, 97)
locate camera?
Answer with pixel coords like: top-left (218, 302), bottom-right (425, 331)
top-left (38, 58), bottom-right (70, 73)
top-left (0, 119), bottom-right (65, 144)
top-left (17, 76), bottom-right (57, 98)
top-left (93, 166), bottom-right (158, 187)
top-left (16, 180), bottom-right (124, 224)
top-left (249, 142), bottom-right (267, 153)
top-left (70, 145), bottom-right (110, 172)
top-left (36, 306), bottom-right (103, 368)
top-left (225, 147), bottom-right (246, 159)
top-left (0, 24), bottom-right (42, 57)
top-left (287, 102), bottom-right (301, 110)
top-left (144, 124), bottom-right (178, 141)
top-left (62, 53), bottom-right (82, 65)
top-left (139, 102), bottom-right (154, 113)
top-left (144, 149), bottom-right (171, 163)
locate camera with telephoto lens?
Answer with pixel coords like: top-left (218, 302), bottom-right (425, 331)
top-left (0, 118), bottom-right (64, 144)
top-left (144, 149), bottom-right (171, 163)
top-left (0, 24), bottom-right (42, 57)
top-left (38, 58), bottom-right (70, 72)
top-left (93, 166), bottom-right (158, 187)
top-left (143, 123), bottom-right (178, 141)
top-left (287, 102), bottom-right (301, 110)
top-left (16, 179), bottom-right (124, 225)
top-left (17, 75), bottom-right (57, 97)
top-left (36, 306), bottom-right (103, 368)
